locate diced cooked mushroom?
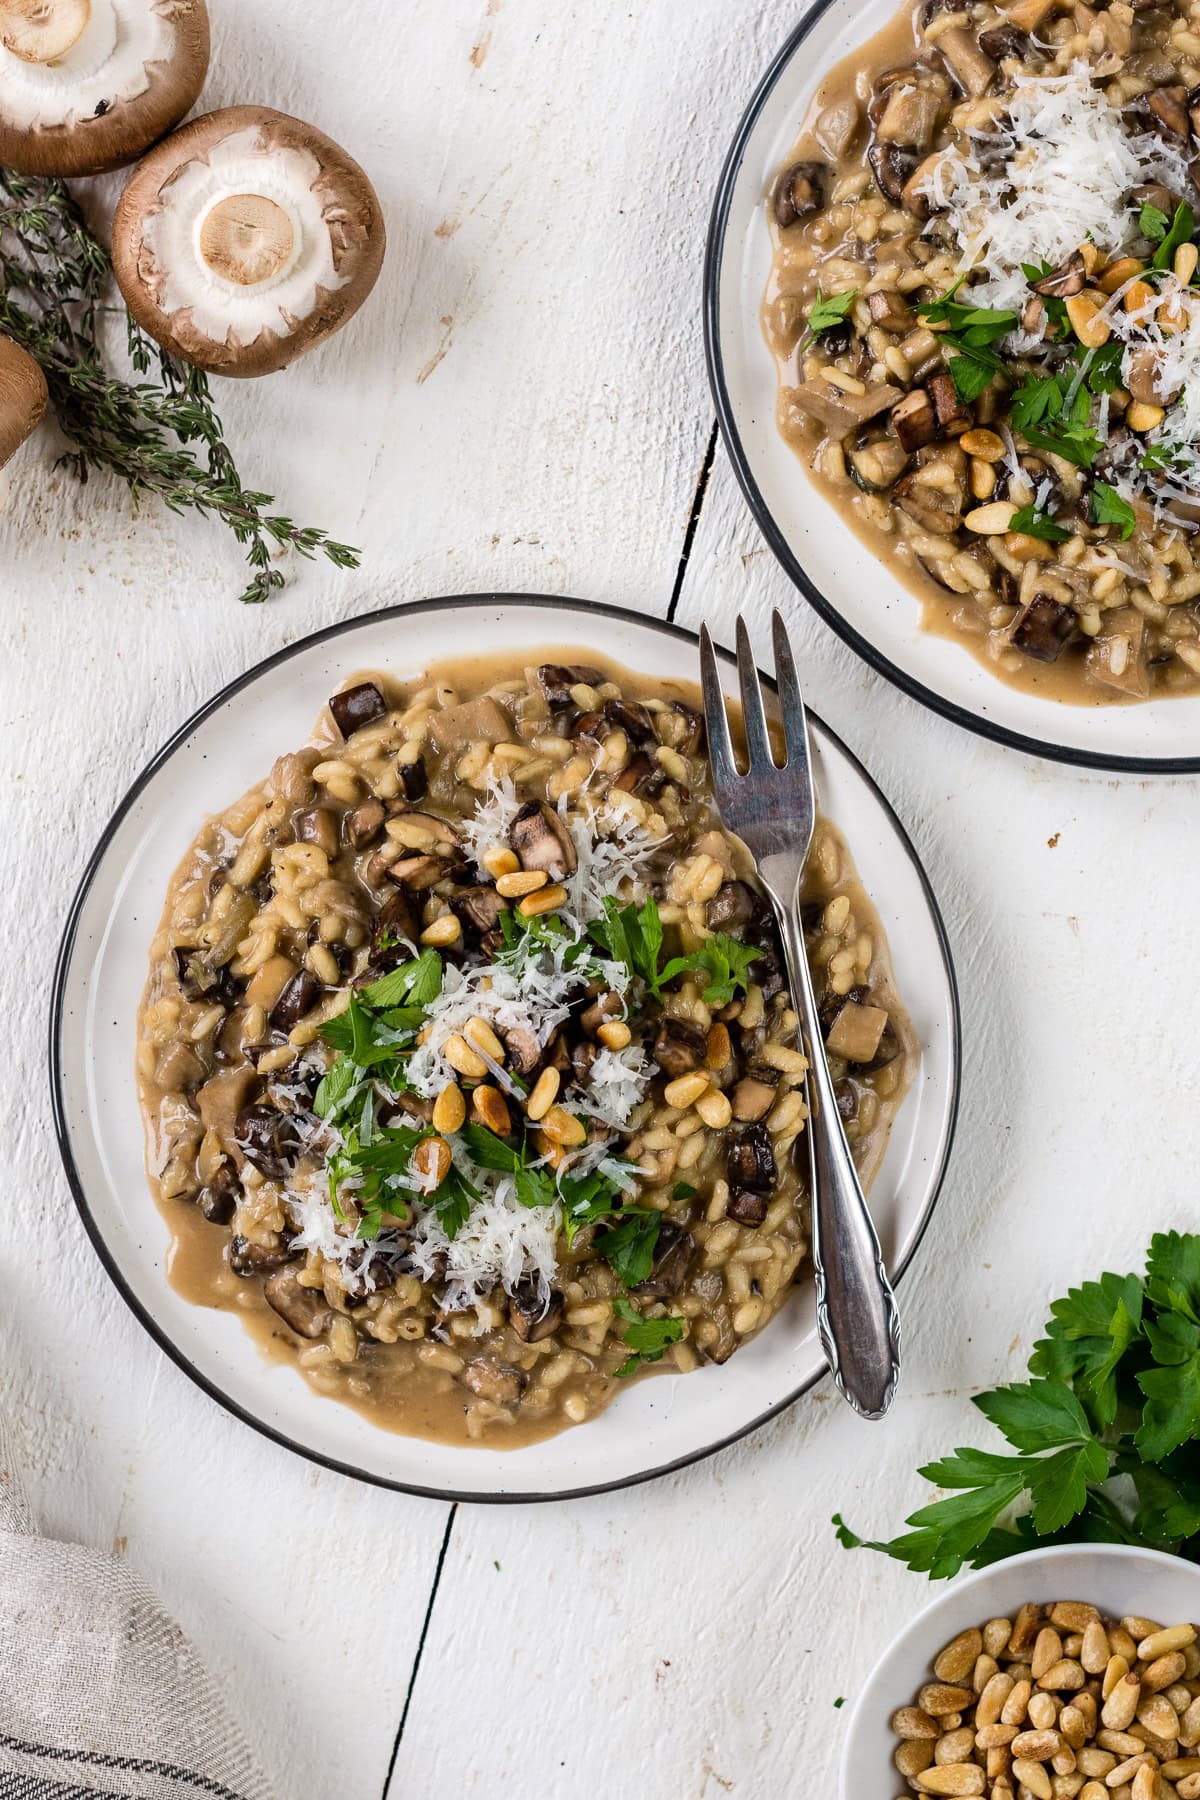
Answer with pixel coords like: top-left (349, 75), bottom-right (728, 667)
top-left (269, 969), bottom-right (322, 1032)
top-left (536, 663), bottom-right (603, 711)
top-left (344, 798), bottom-right (386, 850)
top-left (372, 889), bottom-right (419, 960)
top-left (229, 1233), bottom-right (298, 1276)
top-left (1125, 347), bottom-right (1178, 405)
top-left (927, 372), bottom-right (965, 428)
top-left (1010, 593), bottom-right (1078, 661)
top-left (978, 22), bottom-right (1028, 59)
top-left (1031, 251), bottom-right (1085, 298)
top-left (1140, 85), bottom-right (1190, 138)
top-left (390, 809), bottom-right (462, 849)
top-left (197, 1064), bottom-right (259, 1153)
top-left (653, 1016), bottom-right (707, 1078)
top-left (174, 945), bottom-right (239, 1005)
top-left (329, 681), bottom-right (387, 738)
top-left (1022, 295), bottom-right (1046, 335)
top-left (612, 753), bottom-right (665, 797)
top-left (449, 884), bottom-right (508, 938)
top-left (235, 1104), bottom-right (302, 1180)
top-left (1131, 180), bottom-right (1177, 220)
top-left (826, 1000), bottom-right (889, 1063)
top-left (814, 97), bottom-right (860, 159)
top-left (458, 1360), bottom-right (527, 1404)
top-left (570, 1039), bottom-right (597, 1084)
top-left (728, 1188), bottom-right (769, 1228)
top-left (868, 141), bottom-right (918, 205)
top-left (508, 1280), bottom-right (565, 1343)
top-left (573, 709), bottom-right (606, 742)
top-left (264, 1269), bottom-right (334, 1338)
top-left (849, 437), bottom-right (911, 493)
top-left (269, 749), bottom-right (319, 807)
top-left (295, 807), bottom-right (338, 858)
top-left (197, 1167), bottom-right (240, 1225)
top-left (634, 1221), bottom-right (695, 1299)
top-left (509, 800), bottom-right (577, 878)
top-left (428, 695), bottom-right (514, 752)
top-left (705, 879), bottom-right (757, 932)
top-left (728, 1124), bottom-right (778, 1193)
top-left (731, 1075), bottom-right (777, 1122)
top-left (1190, 81), bottom-right (1200, 137)
top-left (936, 26), bottom-right (996, 96)
top-left (899, 152), bottom-right (947, 220)
top-left (1085, 605), bottom-right (1150, 697)
top-left (892, 472), bottom-right (962, 535)
top-left (580, 990), bottom-right (622, 1036)
top-left (890, 389), bottom-right (937, 453)
top-left (773, 159), bottom-right (825, 227)
top-left (867, 291), bottom-right (915, 333)
top-left (874, 83), bottom-right (941, 146)
top-left (388, 854), bottom-right (445, 890)
top-left (788, 380), bottom-right (902, 436)
top-left (398, 757), bottom-right (428, 803)
top-left (602, 695), bottom-right (656, 744)
top-left (501, 1026), bottom-right (543, 1078)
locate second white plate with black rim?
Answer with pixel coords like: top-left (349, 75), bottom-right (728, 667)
top-left (704, 0), bottom-right (1200, 772)
top-left (51, 596), bottom-right (959, 1502)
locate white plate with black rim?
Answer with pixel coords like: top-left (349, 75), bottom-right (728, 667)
top-left (51, 595), bottom-right (960, 1502)
top-left (704, 0), bottom-right (1200, 772)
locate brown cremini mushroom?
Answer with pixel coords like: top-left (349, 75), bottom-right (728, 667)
top-left (0, 0), bottom-right (209, 177)
top-left (0, 335), bottom-right (48, 474)
top-left (112, 105), bottom-right (385, 377)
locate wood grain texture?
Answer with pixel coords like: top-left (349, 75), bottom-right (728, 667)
top-left (4, 0), bottom-right (1188, 1792)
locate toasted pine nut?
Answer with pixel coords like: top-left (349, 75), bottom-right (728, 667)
top-left (539, 1104), bottom-right (586, 1147)
top-left (420, 913), bottom-right (462, 947)
top-left (1101, 1673), bottom-right (1141, 1731)
top-left (1176, 241), bottom-right (1199, 284)
top-left (705, 1022), bottom-right (732, 1069)
top-left (597, 1019), bottom-right (632, 1050)
top-left (695, 1087), bottom-right (732, 1129)
top-left (525, 1066), bottom-right (560, 1122)
top-left (444, 1032), bottom-right (488, 1079)
top-left (464, 1016), bottom-right (506, 1063)
top-left (496, 868), bottom-right (548, 897)
top-left (412, 1135), bottom-right (452, 1186)
top-left (432, 1083), bottom-right (466, 1135)
top-left (1128, 400), bottom-right (1165, 431)
top-left (1098, 256), bottom-right (1143, 293)
top-left (1082, 1621), bottom-right (1111, 1672)
top-left (1138, 1625), bottom-right (1197, 1661)
top-left (1065, 291), bottom-right (1111, 345)
top-left (519, 882), bottom-right (567, 917)
top-left (969, 457), bottom-right (996, 500)
top-left (965, 500), bottom-right (1019, 535)
top-left (959, 428), bottom-right (1005, 462)
top-left (663, 1070), bottom-right (710, 1109)
top-left (482, 845), bottom-right (520, 877)
top-left (472, 1084), bottom-right (512, 1136)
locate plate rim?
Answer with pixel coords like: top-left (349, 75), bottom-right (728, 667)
top-left (702, 5), bottom-right (1200, 775)
top-left (49, 592), bottom-right (961, 1504)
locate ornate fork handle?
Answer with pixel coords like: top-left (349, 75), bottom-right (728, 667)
top-left (760, 849), bottom-right (902, 1421)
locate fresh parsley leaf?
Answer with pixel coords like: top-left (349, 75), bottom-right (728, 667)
top-left (360, 949), bottom-right (443, 1010)
top-left (1141, 201), bottom-right (1170, 244)
top-left (459, 1121), bottom-right (520, 1170)
top-left (1153, 200), bottom-right (1196, 272)
top-left (919, 284), bottom-right (1016, 338)
top-left (673, 1182), bottom-right (699, 1200)
top-left (1089, 482), bottom-right (1136, 539)
top-left (918, 285), bottom-right (1017, 402)
top-left (1146, 1230), bottom-right (1200, 1322)
top-left (588, 896), bottom-right (663, 994)
top-left (1011, 372), bottom-right (1063, 433)
top-left (972, 1378), bottom-right (1097, 1454)
top-left (1021, 421), bottom-right (1102, 470)
top-left (1008, 504), bottom-right (1070, 544)
top-left (946, 343), bottom-right (1008, 404)
top-left (597, 1210), bottom-right (662, 1287)
top-left (314, 1055), bottom-right (361, 1121)
top-left (427, 1164), bottom-right (477, 1240)
top-left (612, 1294), bottom-right (684, 1376)
top-left (1029, 1270), bottom-right (1143, 1430)
top-left (807, 286), bottom-right (857, 335)
top-left (659, 933), bottom-right (761, 1008)
top-left (1079, 341), bottom-right (1125, 395)
top-left (559, 1165), bottom-right (641, 1246)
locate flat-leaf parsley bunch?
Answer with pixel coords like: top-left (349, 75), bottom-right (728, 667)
top-left (835, 1232), bottom-right (1200, 1578)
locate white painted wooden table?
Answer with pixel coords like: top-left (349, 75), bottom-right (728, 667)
top-left (4, 1), bottom-right (1196, 1792)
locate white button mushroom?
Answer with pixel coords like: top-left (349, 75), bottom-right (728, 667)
top-left (0, 335), bottom-right (49, 503)
top-left (111, 105), bottom-right (386, 378)
top-left (0, 0), bottom-right (209, 177)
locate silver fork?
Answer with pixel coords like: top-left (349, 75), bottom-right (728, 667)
top-left (699, 610), bottom-right (901, 1420)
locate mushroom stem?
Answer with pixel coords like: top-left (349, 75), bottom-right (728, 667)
top-left (197, 193), bottom-right (297, 288)
top-left (0, 0), bottom-right (91, 63)
top-left (0, 335), bottom-right (49, 469)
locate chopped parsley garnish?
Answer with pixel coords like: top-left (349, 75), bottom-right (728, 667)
top-left (460, 1121), bottom-right (557, 1210)
top-left (1008, 504), bottom-right (1070, 544)
top-left (833, 1231), bottom-right (1200, 1579)
top-left (597, 1209), bottom-right (662, 1287)
top-left (1140, 201), bottom-right (1170, 245)
top-left (1089, 481), bottom-right (1136, 539)
top-left (613, 1294), bottom-right (684, 1377)
top-left (807, 286), bottom-right (857, 335)
top-left (589, 896), bottom-right (761, 1007)
top-left (1152, 199), bottom-right (1196, 273)
top-left (919, 280), bottom-right (1018, 403)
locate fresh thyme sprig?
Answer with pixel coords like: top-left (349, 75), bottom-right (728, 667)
top-left (0, 167), bottom-right (360, 603)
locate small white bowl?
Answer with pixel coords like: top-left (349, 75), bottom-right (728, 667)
top-left (840, 1542), bottom-right (1200, 1797)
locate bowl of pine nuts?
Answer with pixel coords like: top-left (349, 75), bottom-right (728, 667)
top-left (839, 1542), bottom-right (1200, 1800)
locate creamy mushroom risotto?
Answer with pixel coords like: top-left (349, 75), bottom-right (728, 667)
top-left (765, 0), bottom-right (1200, 703)
top-left (138, 652), bottom-right (915, 1446)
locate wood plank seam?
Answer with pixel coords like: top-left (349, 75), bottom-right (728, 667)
top-left (381, 1504), bottom-right (458, 1799)
top-left (667, 418), bottom-right (720, 622)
